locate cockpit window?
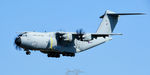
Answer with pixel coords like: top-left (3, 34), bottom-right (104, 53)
top-left (18, 32), bottom-right (27, 37)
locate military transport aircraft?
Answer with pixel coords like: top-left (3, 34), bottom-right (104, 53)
top-left (14, 10), bottom-right (144, 58)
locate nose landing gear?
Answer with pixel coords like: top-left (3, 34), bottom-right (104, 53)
top-left (26, 51), bottom-right (31, 55)
top-left (24, 49), bottom-right (31, 55)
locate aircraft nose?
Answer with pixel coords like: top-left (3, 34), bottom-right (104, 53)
top-left (15, 37), bottom-right (21, 46)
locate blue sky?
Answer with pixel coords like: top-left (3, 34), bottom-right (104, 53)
top-left (0, 0), bottom-right (150, 75)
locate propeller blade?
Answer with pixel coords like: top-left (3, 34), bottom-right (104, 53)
top-left (76, 29), bottom-right (85, 41)
top-left (14, 37), bottom-right (22, 51)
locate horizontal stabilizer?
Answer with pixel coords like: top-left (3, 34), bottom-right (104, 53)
top-left (100, 13), bottom-right (145, 18)
top-left (109, 13), bottom-right (145, 15)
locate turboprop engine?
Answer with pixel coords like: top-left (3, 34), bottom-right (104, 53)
top-left (83, 34), bottom-right (92, 41)
top-left (62, 33), bottom-right (73, 42)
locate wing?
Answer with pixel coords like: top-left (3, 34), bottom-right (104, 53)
top-left (73, 33), bottom-right (122, 41)
top-left (56, 32), bottom-right (122, 41)
top-left (90, 33), bottom-right (122, 37)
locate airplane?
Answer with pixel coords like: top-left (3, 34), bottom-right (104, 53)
top-left (14, 10), bottom-right (144, 58)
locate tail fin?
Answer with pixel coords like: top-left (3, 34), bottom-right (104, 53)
top-left (96, 10), bottom-right (144, 34)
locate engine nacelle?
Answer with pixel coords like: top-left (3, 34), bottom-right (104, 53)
top-left (83, 34), bottom-right (92, 41)
top-left (62, 33), bottom-right (73, 42)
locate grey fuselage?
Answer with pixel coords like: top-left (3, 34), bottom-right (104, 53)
top-left (19, 32), bottom-right (112, 53)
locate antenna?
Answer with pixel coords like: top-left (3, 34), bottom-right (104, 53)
top-left (42, 24), bottom-right (47, 32)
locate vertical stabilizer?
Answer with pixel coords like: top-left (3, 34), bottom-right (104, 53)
top-left (96, 10), bottom-right (119, 34)
top-left (96, 10), bottom-right (144, 34)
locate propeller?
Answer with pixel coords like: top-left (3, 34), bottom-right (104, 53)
top-left (55, 32), bottom-right (63, 42)
top-left (14, 37), bottom-right (22, 50)
top-left (14, 32), bottom-right (27, 50)
top-left (76, 29), bottom-right (85, 41)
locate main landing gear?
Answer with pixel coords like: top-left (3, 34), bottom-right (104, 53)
top-left (47, 52), bottom-right (60, 58)
top-left (47, 52), bottom-right (75, 58)
top-left (62, 53), bottom-right (75, 57)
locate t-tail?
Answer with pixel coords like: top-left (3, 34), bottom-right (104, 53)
top-left (96, 10), bottom-right (144, 34)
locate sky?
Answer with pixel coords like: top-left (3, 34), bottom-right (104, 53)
top-left (0, 0), bottom-right (150, 75)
